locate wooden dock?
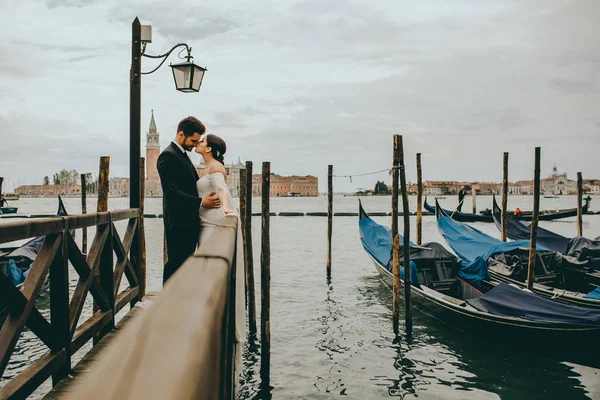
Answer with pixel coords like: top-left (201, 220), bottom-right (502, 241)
top-left (0, 210), bottom-right (239, 399)
top-left (43, 293), bottom-right (159, 399)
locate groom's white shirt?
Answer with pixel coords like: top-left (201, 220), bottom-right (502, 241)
top-left (172, 140), bottom-right (185, 154)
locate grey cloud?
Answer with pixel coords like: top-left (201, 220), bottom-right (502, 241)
top-left (107, 4), bottom-right (243, 42)
top-left (45, 0), bottom-right (103, 9)
top-left (0, 114), bottom-right (129, 182)
top-left (549, 79), bottom-right (598, 94)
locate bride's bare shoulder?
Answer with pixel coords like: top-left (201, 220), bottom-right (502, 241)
top-left (207, 162), bottom-right (227, 179)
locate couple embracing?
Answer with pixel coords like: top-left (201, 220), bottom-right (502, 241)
top-left (157, 116), bottom-right (245, 384)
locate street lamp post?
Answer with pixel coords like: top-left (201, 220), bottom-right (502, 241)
top-left (129, 17), bottom-right (207, 210)
top-left (129, 17), bottom-right (206, 297)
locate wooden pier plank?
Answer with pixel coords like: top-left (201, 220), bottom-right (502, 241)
top-left (42, 293), bottom-right (159, 399)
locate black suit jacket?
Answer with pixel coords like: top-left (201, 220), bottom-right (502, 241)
top-left (157, 142), bottom-right (202, 236)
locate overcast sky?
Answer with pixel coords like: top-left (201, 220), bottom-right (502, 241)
top-left (1, 0), bottom-right (599, 192)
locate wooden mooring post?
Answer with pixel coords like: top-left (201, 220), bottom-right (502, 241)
top-left (95, 156), bottom-right (113, 341)
top-left (80, 173), bottom-right (88, 255)
top-left (577, 172), bottom-right (583, 237)
top-left (327, 165), bottom-right (333, 280)
top-left (0, 177), bottom-right (3, 201)
top-left (398, 136), bottom-right (412, 339)
top-left (97, 157), bottom-right (110, 213)
top-left (391, 136), bottom-right (400, 335)
top-left (245, 161), bottom-right (257, 336)
top-left (416, 154), bottom-right (423, 246)
top-left (260, 161), bottom-right (271, 392)
top-left (527, 147), bottom-right (541, 290)
top-left (239, 167), bottom-right (248, 309)
top-left (501, 152), bottom-right (509, 242)
top-left (472, 184), bottom-right (477, 214)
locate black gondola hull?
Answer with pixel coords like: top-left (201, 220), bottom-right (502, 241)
top-left (371, 258), bottom-right (600, 344)
top-left (424, 197), bottom-right (590, 223)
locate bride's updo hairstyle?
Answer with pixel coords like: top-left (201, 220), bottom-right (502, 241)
top-left (206, 134), bottom-right (226, 165)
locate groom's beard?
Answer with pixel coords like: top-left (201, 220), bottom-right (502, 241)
top-left (182, 142), bottom-right (195, 152)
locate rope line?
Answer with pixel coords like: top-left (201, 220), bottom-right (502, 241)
top-left (332, 166), bottom-right (403, 183)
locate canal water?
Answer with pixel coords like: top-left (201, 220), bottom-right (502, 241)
top-left (1, 195), bottom-right (599, 399)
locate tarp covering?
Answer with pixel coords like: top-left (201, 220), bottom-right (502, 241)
top-left (564, 237), bottom-right (600, 268)
top-left (585, 286), bottom-right (600, 300)
top-left (492, 197), bottom-right (600, 266)
top-left (492, 196), bottom-right (571, 253)
top-left (473, 283), bottom-right (600, 325)
top-left (358, 201), bottom-right (458, 281)
top-left (1, 196), bottom-right (71, 281)
top-left (436, 213), bottom-right (549, 284)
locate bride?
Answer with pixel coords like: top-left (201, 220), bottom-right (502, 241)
top-left (194, 133), bottom-right (245, 390)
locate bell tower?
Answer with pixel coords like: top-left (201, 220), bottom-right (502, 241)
top-left (145, 110), bottom-right (161, 185)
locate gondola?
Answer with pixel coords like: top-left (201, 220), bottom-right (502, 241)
top-left (0, 196), bottom-right (18, 214)
top-left (424, 196), bottom-right (591, 223)
top-left (491, 195), bottom-right (600, 271)
top-left (434, 199), bottom-right (600, 308)
top-left (358, 200), bottom-right (600, 343)
top-left (0, 196), bottom-right (71, 318)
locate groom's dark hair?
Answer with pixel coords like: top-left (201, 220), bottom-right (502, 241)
top-left (177, 116), bottom-right (206, 137)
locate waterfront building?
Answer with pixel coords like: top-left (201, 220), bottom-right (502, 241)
top-left (252, 174), bottom-right (318, 197)
top-left (15, 184), bottom-right (81, 196)
top-left (541, 165), bottom-right (577, 195)
top-left (584, 179), bottom-right (600, 195)
top-left (109, 178), bottom-right (130, 197)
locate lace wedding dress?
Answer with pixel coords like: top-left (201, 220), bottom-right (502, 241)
top-left (196, 172), bottom-right (246, 392)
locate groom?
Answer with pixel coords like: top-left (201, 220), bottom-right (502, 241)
top-left (157, 116), bottom-right (220, 284)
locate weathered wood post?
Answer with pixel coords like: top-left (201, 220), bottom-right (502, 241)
top-left (50, 222), bottom-right (71, 384)
top-left (501, 152), bottom-right (509, 242)
top-left (139, 157), bottom-right (146, 299)
top-left (416, 153), bottom-right (423, 246)
top-left (527, 147), bottom-right (541, 290)
top-left (327, 165), bottom-right (333, 280)
top-left (245, 161), bottom-right (257, 336)
top-left (577, 172), bottom-right (583, 237)
top-left (472, 184), bottom-right (477, 214)
top-left (260, 161), bottom-right (271, 391)
top-left (239, 167), bottom-right (248, 309)
top-left (391, 136), bottom-right (400, 335)
top-left (0, 177), bottom-right (3, 204)
top-left (97, 157), bottom-right (109, 210)
top-left (81, 173), bottom-right (88, 255)
top-left (398, 136), bottom-right (413, 339)
top-left (95, 156), bottom-right (114, 342)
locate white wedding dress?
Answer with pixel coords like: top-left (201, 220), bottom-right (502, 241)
top-left (196, 172), bottom-right (246, 392)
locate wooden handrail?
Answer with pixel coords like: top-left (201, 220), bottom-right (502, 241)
top-left (0, 208), bottom-right (144, 398)
top-left (0, 209), bottom-right (140, 244)
top-left (63, 215), bottom-right (239, 400)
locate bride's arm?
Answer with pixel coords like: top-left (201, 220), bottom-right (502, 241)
top-left (208, 165), bottom-right (235, 215)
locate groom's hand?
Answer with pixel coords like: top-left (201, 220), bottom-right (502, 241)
top-left (201, 192), bottom-right (221, 209)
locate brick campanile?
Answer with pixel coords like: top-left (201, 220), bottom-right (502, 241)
top-left (145, 110), bottom-right (160, 183)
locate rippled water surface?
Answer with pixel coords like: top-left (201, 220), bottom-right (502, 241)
top-left (1, 196), bottom-right (600, 399)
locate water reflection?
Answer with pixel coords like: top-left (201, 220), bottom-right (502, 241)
top-left (314, 282), bottom-right (349, 396)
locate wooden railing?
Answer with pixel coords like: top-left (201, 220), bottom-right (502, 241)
top-left (62, 215), bottom-right (239, 400)
top-left (0, 209), bottom-right (143, 399)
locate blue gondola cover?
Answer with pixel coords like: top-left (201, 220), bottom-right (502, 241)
top-left (437, 214), bottom-right (549, 284)
top-left (475, 283), bottom-right (600, 325)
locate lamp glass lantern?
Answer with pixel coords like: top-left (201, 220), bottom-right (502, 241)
top-left (170, 61), bottom-right (207, 93)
